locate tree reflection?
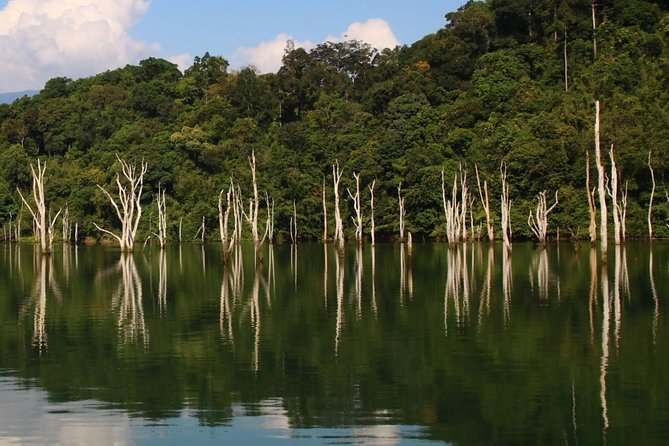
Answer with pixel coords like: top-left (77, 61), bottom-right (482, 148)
top-left (444, 246), bottom-right (471, 334)
top-left (113, 254), bottom-right (148, 348)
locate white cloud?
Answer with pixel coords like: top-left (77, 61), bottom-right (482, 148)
top-left (0, 0), bottom-right (159, 92)
top-left (325, 18), bottom-right (400, 50)
top-left (230, 32), bottom-right (314, 74)
top-left (168, 53), bottom-right (195, 73)
top-left (230, 18), bottom-right (399, 74)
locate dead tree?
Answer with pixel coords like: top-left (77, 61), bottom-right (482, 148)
top-left (322, 176), bottom-right (328, 242)
top-left (347, 172), bottom-right (363, 243)
top-left (289, 199), bottom-right (297, 244)
top-left (586, 151), bottom-right (597, 244)
top-left (459, 166), bottom-right (469, 242)
top-left (594, 101), bottom-right (608, 261)
top-left (94, 155), bottom-right (148, 253)
top-left (475, 165), bottom-right (494, 241)
top-left (154, 184), bottom-right (167, 249)
top-left (528, 190), bottom-right (559, 247)
top-left (500, 163), bottom-right (512, 252)
top-left (194, 216), bottom-right (206, 244)
top-left (17, 160), bottom-right (61, 255)
top-left (243, 151), bottom-right (267, 259)
top-left (398, 183), bottom-right (406, 242)
top-left (607, 145), bottom-right (621, 244)
top-left (368, 179), bottom-right (376, 246)
top-left (441, 168), bottom-right (460, 246)
top-left (332, 161), bottom-right (345, 247)
top-left (648, 151), bottom-right (656, 239)
top-left (61, 205), bottom-right (71, 244)
top-left (218, 185), bottom-right (231, 249)
top-left (265, 192), bottom-right (274, 244)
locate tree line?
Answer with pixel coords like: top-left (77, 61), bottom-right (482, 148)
top-left (1, 0), bottom-right (668, 246)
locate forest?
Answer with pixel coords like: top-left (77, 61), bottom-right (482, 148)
top-left (1, 0), bottom-right (668, 244)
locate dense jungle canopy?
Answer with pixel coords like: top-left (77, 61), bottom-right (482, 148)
top-left (1, 0), bottom-right (668, 242)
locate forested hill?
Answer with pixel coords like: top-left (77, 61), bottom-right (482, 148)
top-left (1, 0), bottom-right (668, 242)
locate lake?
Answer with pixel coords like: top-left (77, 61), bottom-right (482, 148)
top-left (0, 241), bottom-right (667, 445)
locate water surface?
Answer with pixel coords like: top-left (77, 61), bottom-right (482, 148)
top-left (0, 242), bottom-right (667, 445)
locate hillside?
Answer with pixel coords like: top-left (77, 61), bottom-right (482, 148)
top-left (1, 0), bottom-right (668, 242)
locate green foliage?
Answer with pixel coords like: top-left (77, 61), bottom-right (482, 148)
top-left (0, 2), bottom-right (668, 242)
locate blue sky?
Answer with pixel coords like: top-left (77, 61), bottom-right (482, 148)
top-left (0, 0), bottom-right (466, 93)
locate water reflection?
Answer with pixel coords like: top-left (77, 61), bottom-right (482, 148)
top-left (444, 246), bottom-right (471, 334)
top-left (1, 242), bottom-right (668, 445)
top-left (112, 254), bottom-right (148, 348)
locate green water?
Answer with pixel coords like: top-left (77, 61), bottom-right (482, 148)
top-left (0, 242), bottom-right (667, 445)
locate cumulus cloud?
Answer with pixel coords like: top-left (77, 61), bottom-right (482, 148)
top-left (231, 18), bottom-right (399, 74)
top-left (325, 18), bottom-right (400, 51)
top-left (230, 33), bottom-right (314, 74)
top-left (0, 0), bottom-right (159, 92)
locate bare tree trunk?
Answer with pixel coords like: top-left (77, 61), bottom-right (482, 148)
top-left (500, 162), bottom-right (512, 252)
top-left (607, 145), bottom-right (621, 245)
top-left (648, 151), bottom-right (656, 240)
top-left (265, 192), bottom-right (274, 244)
top-left (594, 101), bottom-right (608, 261)
top-left (398, 183), bottom-right (406, 243)
top-left (243, 151), bottom-right (266, 260)
top-left (332, 161), bottom-right (345, 248)
top-left (442, 169), bottom-right (460, 246)
top-left (586, 151), bottom-right (597, 244)
top-left (528, 190), bottom-right (559, 247)
top-left (289, 199), bottom-right (297, 244)
top-left (322, 176), bottom-right (328, 242)
top-left (368, 179), bottom-right (376, 246)
top-left (154, 184), bottom-right (167, 249)
top-left (218, 187), bottom-right (229, 248)
top-left (94, 155), bottom-right (147, 253)
top-left (347, 172), bottom-right (363, 243)
top-left (178, 217), bottom-right (183, 243)
top-left (475, 165), bottom-right (494, 241)
top-left (619, 182), bottom-right (628, 241)
top-left (62, 205), bottom-right (70, 244)
top-left (460, 166), bottom-right (469, 242)
top-left (17, 160), bottom-right (61, 255)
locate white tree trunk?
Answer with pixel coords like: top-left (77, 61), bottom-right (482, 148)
top-left (398, 183), bottom-right (406, 243)
top-left (368, 179), bottom-right (376, 246)
top-left (594, 101), bottom-right (608, 261)
top-left (17, 160), bottom-right (61, 255)
top-left (586, 151), bottom-right (597, 244)
top-left (441, 168), bottom-right (460, 246)
top-left (647, 151), bottom-right (655, 240)
top-left (332, 161), bottom-right (345, 248)
top-left (347, 172), bottom-right (363, 243)
top-left (322, 176), bottom-right (328, 242)
top-left (475, 165), bottom-right (494, 241)
top-left (459, 166), bottom-right (469, 242)
top-left (607, 145), bottom-right (621, 245)
top-left (243, 151), bottom-right (267, 259)
top-left (154, 184), bottom-right (167, 249)
top-left (94, 155), bottom-right (147, 253)
top-left (500, 162), bottom-right (512, 252)
top-left (527, 190), bottom-right (558, 247)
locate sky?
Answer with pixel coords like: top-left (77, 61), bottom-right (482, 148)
top-left (0, 0), bottom-right (466, 93)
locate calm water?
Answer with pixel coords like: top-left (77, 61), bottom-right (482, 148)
top-left (0, 242), bottom-right (667, 445)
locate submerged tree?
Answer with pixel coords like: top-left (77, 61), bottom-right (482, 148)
top-left (527, 190), bottom-right (559, 248)
top-left (17, 160), bottom-right (61, 255)
top-left (94, 155), bottom-right (148, 253)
